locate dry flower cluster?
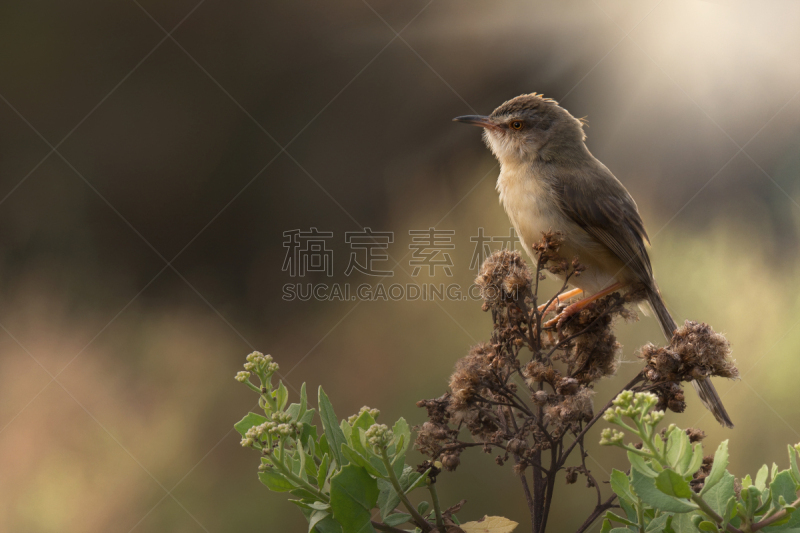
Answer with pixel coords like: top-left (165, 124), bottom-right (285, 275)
top-left (415, 232), bottom-right (739, 533)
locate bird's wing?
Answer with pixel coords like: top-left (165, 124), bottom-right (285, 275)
top-left (550, 166), bottom-right (653, 286)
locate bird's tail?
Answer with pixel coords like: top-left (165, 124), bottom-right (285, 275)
top-left (647, 287), bottom-right (734, 428)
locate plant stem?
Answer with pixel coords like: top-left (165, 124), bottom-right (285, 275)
top-left (372, 521), bottom-right (409, 533)
top-left (269, 448), bottom-right (330, 503)
top-left (517, 460), bottom-right (536, 528)
top-left (752, 497), bottom-right (800, 531)
top-left (690, 493), bottom-right (742, 533)
top-left (574, 494), bottom-right (617, 533)
top-left (244, 380), bottom-right (263, 395)
top-left (428, 482), bottom-right (445, 531)
top-left (559, 372), bottom-right (644, 468)
top-left (380, 449), bottom-right (433, 532)
top-left (636, 496), bottom-right (645, 533)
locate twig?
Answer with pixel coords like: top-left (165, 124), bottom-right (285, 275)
top-left (428, 482), bottom-right (446, 531)
top-left (372, 521), bottom-right (410, 533)
top-left (379, 449), bottom-right (433, 532)
top-left (559, 372), bottom-right (644, 468)
top-left (574, 494), bottom-right (618, 533)
top-left (517, 456), bottom-right (537, 528)
top-left (753, 498), bottom-right (800, 530)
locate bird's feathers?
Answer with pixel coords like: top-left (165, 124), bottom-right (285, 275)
top-left (547, 162), bottom-right (654, 288)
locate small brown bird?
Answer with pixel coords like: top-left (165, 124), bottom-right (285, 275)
top-left (455, 93), bottom-right (733, 428)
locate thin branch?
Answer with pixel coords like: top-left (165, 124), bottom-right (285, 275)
top-left (538, 445), bottom-right (559, 532)
top-left (516, 456), bottom-right (536, 529)
top-left (372, 521), bottom-right (410, 533)
top-left (574, 494), bottom-right (618, 533)
top-left (559, 372), bottom-right (644, 468)
top-left (428, 483), bottom-right (446, 531)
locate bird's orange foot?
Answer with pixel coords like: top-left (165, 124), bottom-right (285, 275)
top-left (542, 282), bottom-right (626, 329)
top-left (537, 287), bottom-right (583, 317)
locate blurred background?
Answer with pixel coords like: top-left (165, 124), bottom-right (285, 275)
top-left (1, 0), bottom-right (800, 531)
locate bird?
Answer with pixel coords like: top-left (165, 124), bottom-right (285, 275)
top-left (454, 93), bottom-right (733, 428)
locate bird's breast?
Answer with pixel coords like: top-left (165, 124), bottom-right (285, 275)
top-left (496, 165), bottom-right (622, 293)
top-left (497, 166), bottom-right (561, 251)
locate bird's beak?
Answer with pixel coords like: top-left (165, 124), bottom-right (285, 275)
top-left (453, 115), bottom-right (501, 131)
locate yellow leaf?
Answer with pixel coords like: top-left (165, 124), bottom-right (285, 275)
top-left (459, 515), bottom-right (519, 533)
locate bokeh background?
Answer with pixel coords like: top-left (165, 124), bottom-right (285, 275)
top-left (1, 0), bottom-right (800, 531)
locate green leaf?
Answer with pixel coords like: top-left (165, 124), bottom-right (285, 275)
top-left (790, 445), bottom-right (800, 486)
top-left (319, 387), bottom-right (348, 470)
top-left (276, 381), bottom-right (289, 411)
top-left (406, 469), bottom-right (430, 492)
top-left (301, 417), bottom-right (318, 447)
top-left (666, 428), bottom-right (692, 473)
top-left (259, 470), bottom-right (296, 492)
top-left (347, 430), bottom-right (388, 477)
top-left (293, 488), bottom-right (323, 501)
top-left (770, 471), bottom-right (797, 510)
top-left (377, 478), bottom-right (399, 520)
top-left (319, 434), bottom-right (331, 460)
top-left (391, 453), bottom-right (405, 480)
top-left (418, 501), bottom-right (430, 515)
top-left (756, 464), bottom-right (769, 491)
top-left (377, 466), bottom-right (412, 519)
top-left (377, 466), bottom-right (420, 519)
top-left (351, 410), bottom-right (377, 432)
top-left (702, 471), bottom-right (735, 516)
top-left (341, 445), bottom-right (383, 478)
top-left (722, 496), bottom-right (737, 531)
top-left (341, 418), bottom-right (353, 444)
top-left (318, 454), bottom-right (331, 489)
top-left (298, 442), bottom-right (311, 481)
top-left (697, 521), bottom-right (717, 531)
top-left (383, 513), bottom-right (412, 527)
top-left (619, 499), bottom-right (638, 523)
top-left (299, 383), bottom-right (308, 421)
top-left (631, 468), bottom-right (698, 513)
top-left (656, 470), bottom-right (693, 499)
top-left (743, 486), bottom-right (761, 517)
top-left (311, 514), bottom-right (343, 533)
top-left (668, 512), bottom-right (702, 533)
top-left (600, 518), bottom-right (613, 533)
top-left (329, 465), bottom-right (379, 533)
top-left (685, 443), bottom-right (705, 478)
top-left (701, 440), bottom-right (729, 496)
top-left (610, 469), bottom-right (637, 504)
top-left (290, 448), bottom-right (306, 481)
top-left (392, 418), bottom-right (411, 456)
top-left (309, 510), bottom-right (330, 533)
top-left (605, 512), bottom-right (638, 527)
top-left (293, 500), bottom-right (330, 511)
top-left (645, 513), bottom-right (670, 532)
top-left (629, 451), bottom-right (659, 478)
top-left (654, 434), bottom-right (665, 455)
top-left (234, 412), bottom-right (268, 437)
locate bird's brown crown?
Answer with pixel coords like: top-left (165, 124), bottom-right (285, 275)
top-left (490, 93), bottom-right (559, 118)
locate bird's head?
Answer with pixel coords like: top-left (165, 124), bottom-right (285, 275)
top-left (454, 93), bottom-right (587, 165)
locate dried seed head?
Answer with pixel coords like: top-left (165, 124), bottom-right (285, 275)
top-left (556, 377), bottom-right (580, 396)
top-left (640, 321), bottom-right (738, 384)
top-left (441, 454), bottom-right (461, 471)
top-left (475, 250), bottom-right (532, 308)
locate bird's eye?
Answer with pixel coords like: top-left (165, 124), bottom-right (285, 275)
top-left (510, 121), bottom-right (524, 130)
